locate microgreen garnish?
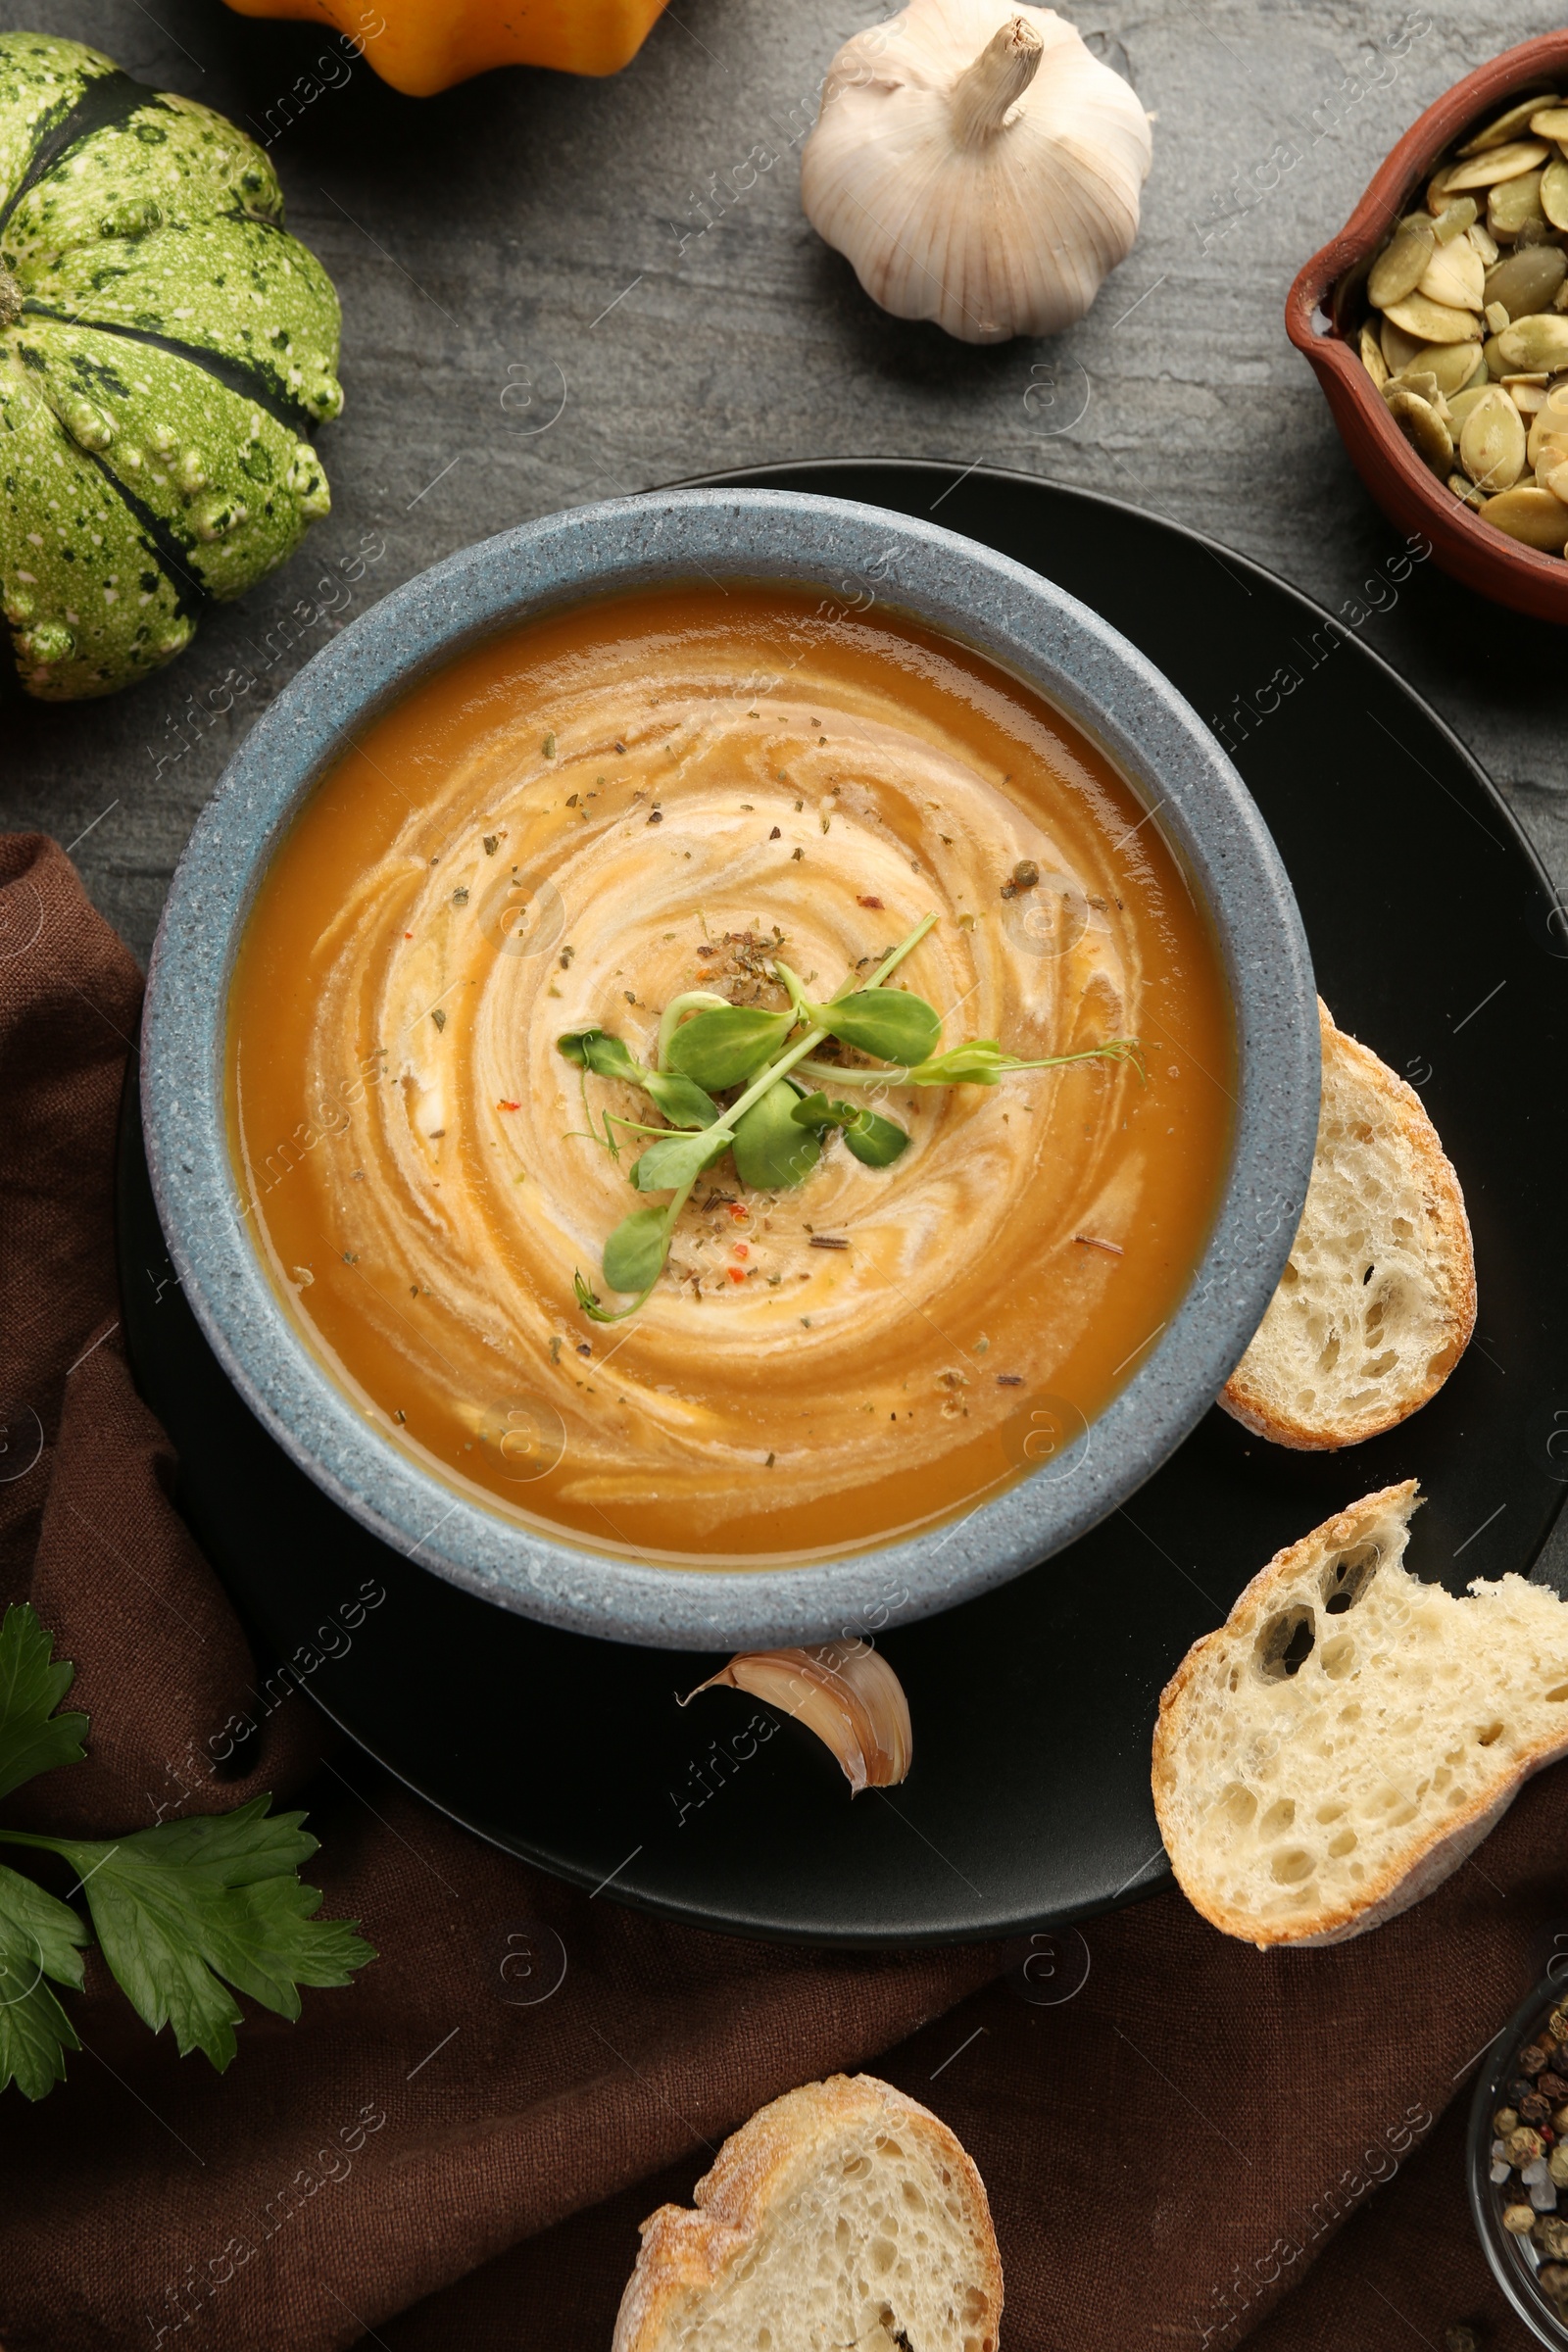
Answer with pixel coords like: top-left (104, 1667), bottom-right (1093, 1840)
top-left (791, 1091), bottom-right (910, 1168)
top-left (558, 912), bottom-right (1140, 1322)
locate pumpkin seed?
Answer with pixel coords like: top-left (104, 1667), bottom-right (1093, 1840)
top-left (1383, 292), bottom-right (1484, 343)
top-left (1447, 382), bottom-right (1495, 435)
top-left (1445, 140), bottom-right (1550, 192)
top-left (1479, 483), bottom-right (1568, 549)
top-left (1458, 93), bottom-right (1560, 155)
top-left (1392, 368), bottom-right (1448, 417)
top-left (1503, 375), bottom-right (1549, 414)
top-left (1460, 386), bottom-right (1528, 489)
top-left (1384, 384), bottom-right (1453, 473)
top-left (1369, 219), bottom-right (1437, 306)
top-left (1527, 383), bottom-right (1568, 466)
top-left (1544, 159), bottom-right (1568, 232)
top-left (1348, 96), bottom-right (1568, 567)
top-left (1497, 313), bottom-right (1568, 369)
top-left (1395, 339), bottom-right (1485, 396)
top-left (1434, 197), bottom-right (1480, 243)
top-left (1418, 235), bottom-right (1486, 311)
top-left (1490, 171), bottom-right (1546, 239)
top-left (1380, 314), bottom-right (1427, 373)
top-left (1485, 244), bottom-right (1566, 317)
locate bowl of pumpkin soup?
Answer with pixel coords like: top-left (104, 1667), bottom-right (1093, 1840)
top-left (142, 490), bottom-right (1319, 1648)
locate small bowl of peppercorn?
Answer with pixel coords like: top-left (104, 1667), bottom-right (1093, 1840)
top-left (1469, 1973), bottom-right (1568, 2341)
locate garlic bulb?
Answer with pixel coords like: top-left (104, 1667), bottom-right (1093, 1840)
top-left (685, 1642), bottom-right (913, 1792)
top-left (801, 1), bottom-right (1152, 343)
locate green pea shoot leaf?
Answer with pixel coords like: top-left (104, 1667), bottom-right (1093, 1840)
top-left (0, 1604), bottom-right (88, 1803)
top-left (906, 1037), bottom-right (1146, 1086)
top-left (630, 1127), bottom-right (733, 1195)
top-left (842, 1107), bottom-right (909, 1168)
top-left (805, 988), bottom-right (941, 1065)
top-left (789, 1089), bottom-right (849, 1132)
top-left (557, 1027), bottom-right (642, 1083)
top-left (641, 1070), bottom-right (720, 1130)
top-left (905, 1041), bottom-right (1011, 1085)
top-left (45, 1797), bottom-right (374, 2071)
top-left (732, 1081), bottom-right (819, 1190)
top-left (602, 1207), bottom-right (672, 1295)
top-left (663, 1005), bottom-right (793, 1090)
top-left (790, 1091), bottom-right (907, 1170)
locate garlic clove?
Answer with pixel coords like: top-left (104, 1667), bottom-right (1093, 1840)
top-left (801, 1), bottom-right (1152, 344)
top-left (685, 1641), bottom-right (913, 1791)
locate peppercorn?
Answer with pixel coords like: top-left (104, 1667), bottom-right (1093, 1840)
top-left (1510, 2079), bottom-right (1539, 2107)
top-left (1444, 2328), bottom-right (1482, 2352)
top-left (1522, 2091), bottom-right (1552, 2125)
top-left (1012, 858), bottom-right (1040, 889)
top-left (1495, 2106), bottom-right (1521, 2136)
top-left (1549, 2142), bottom-right (1568, 2187)
top-left (1541, 2264), bottom-right (1568, 2300)
top-left (1535, 2215), bottom-right (1568, 2258)
top-left (1508, 2128), bottom-right (1545, 2166)
top-left (1555, 2105), bottom-right (1568, 2132)
top-left (1543, 2073), bottom-right (1568, 2103)
top-left (1523, 2044), bottom-right (1551, 2076)
top-left (1550, 2009), bottom-right (1568, 2043)
top-left (1505, 2203), bottom-right (1539, 2234)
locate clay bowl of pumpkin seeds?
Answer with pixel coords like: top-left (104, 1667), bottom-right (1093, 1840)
top-left (1288, 32), bottom-right (1568, 624)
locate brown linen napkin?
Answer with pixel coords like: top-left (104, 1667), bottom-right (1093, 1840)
top-left (0, 829), bottom-right (1553, 2352)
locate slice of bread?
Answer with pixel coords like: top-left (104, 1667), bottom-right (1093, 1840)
top-left (612, 2073), bottom-right (1003, 2352)
top-left (1153, 1482), bottom-right (1568, 1948)
top-left (1220, 999), bottom-right (1476, 1448)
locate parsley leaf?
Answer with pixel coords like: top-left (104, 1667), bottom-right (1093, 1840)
top-left (40, 1798), bottom-right (375, 2070)
top-left (0, 1604), bottom-right (87, 1802)
top-left (0, 1861), bottom-right (87, 2101)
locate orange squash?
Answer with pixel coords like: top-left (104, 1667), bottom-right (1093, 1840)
top-left (221, 0), bottom-right (670, 95)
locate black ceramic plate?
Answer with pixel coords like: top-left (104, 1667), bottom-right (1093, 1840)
top-left (118, 462), bottom-right (1568, 1947)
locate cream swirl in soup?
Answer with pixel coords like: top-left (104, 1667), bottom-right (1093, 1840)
top-left (228, 587), bottom-right (1234, 1565)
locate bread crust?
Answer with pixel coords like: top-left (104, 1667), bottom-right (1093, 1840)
top-left (1220, 1001), bottom-right (1476, 1449)
top-left (611, 2072), bottom-right (1003, 2351)
top-left (1152, 1482), bottom-right (1568, 1947)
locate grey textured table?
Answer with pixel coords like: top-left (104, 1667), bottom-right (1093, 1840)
top-left (6, 0), bottom-right (1565, 964)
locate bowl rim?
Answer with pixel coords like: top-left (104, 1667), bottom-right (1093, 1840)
top-left (1286, 30), bottom-right (1568, 609)
top-left (140, 486), bottom-right (1320, 1651)
top-left (1468, 1964), bottom-right (1568, 2346)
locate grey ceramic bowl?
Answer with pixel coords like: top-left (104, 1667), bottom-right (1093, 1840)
top-left (142, 488), bottom-right (1319, 1650)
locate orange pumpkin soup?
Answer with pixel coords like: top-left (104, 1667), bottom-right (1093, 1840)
top-left (227, 585), bottom-right (1234, 1566)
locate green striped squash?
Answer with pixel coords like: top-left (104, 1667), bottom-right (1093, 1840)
top-left (0, 31), bottom-right (342, 700)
